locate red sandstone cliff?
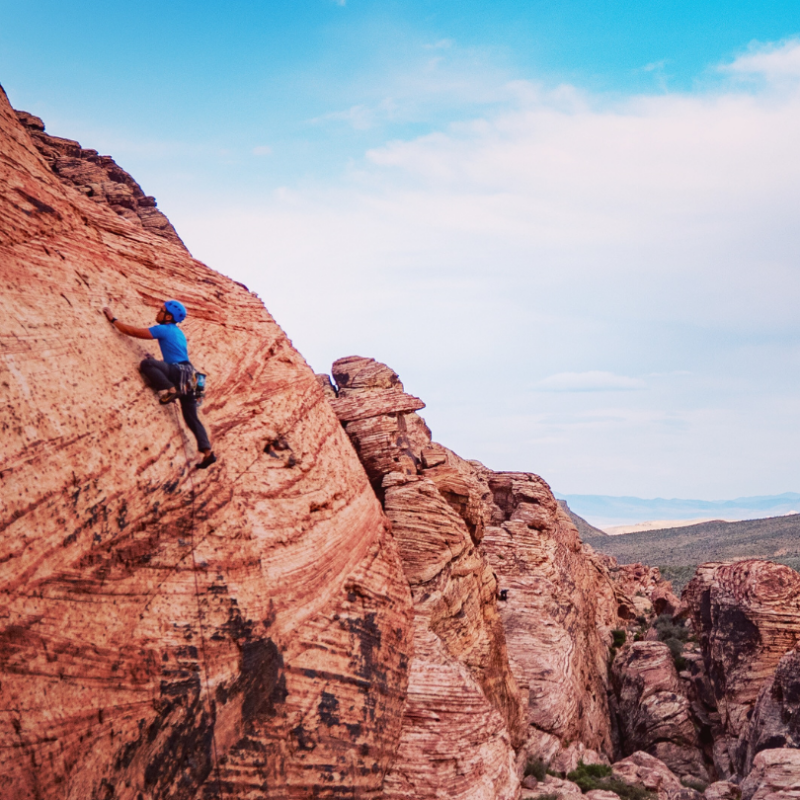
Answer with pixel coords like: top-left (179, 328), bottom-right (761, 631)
top-left (0, 87), bottom-right (414, 799)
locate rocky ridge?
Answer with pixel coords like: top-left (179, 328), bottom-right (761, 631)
top-left (14, 108), bottom-right (186, 249)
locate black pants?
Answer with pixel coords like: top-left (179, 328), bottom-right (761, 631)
top-left (139, 359), bottom-right (211, 452)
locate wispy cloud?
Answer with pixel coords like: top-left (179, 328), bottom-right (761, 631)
top-left (537, 372), bottom-right (646, 392)
top-left (311, 101), bottom-right (397, 131)
top-left (178, 39), bottom-right (800, 497)
top-left (252, 145), bottom-right (273, 156)
top-left (308, 40), bottom-right (513, 131)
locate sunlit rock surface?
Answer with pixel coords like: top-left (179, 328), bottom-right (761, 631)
top-left (0, 88), bottom-right (414, 799)
top-left (329, 356), bottom-right (523, 800)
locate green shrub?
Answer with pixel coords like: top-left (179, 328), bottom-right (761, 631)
top-left (566, 761), bottom-right (655, 799)
top-left (524, 758), bottom-right (548, 781)
top-left (663, 637), bottom-right (684, 659)
top-left (612, 629), bottom-right (627, 648)
top-left (603, 779), bottom-right (655, 800)
top-left (653, 615), bottom-right (692, 671)
top-left (567, 761), bottom-right (612, 784)
top-left (653, 614), bottom-right (689, 643)
top-left (681, 777), bottom-right (708, 792)
top-left (534, 794), bottom-right (560, 800)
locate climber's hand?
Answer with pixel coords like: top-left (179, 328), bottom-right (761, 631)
top-left (103, 307), bottom-right (114, 321)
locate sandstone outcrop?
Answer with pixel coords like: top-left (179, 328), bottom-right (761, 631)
top-left (14, 108), bottom-right (186, 249)
top-left (738, 648), bottom-right (800, 775)
top-left (329, 357), bottom-right (524, 799)
top-left (590, 553), bottom-right (680, 622)
top-left (324, 355), bottom-right (642, 787)
top-left (612, 641), bottom-right (709, 780)
top-left (1, 88), bottom-right (415, 799)
top-left (479, 473), bottom-right (616, 756)
top-left (682, 560), bottom-right (800, 777)
top-left (9, 83), bottom-right (798, 800)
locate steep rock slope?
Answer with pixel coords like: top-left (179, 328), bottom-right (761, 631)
top-left (0, 89), bottom-right (414, 799)
top-left (479, 471), bottom-right (617, 756)
top-left (322, 356), bottom-right (648, 796)
top-left (328, 357), bottom-right (523, 800)
top-left (739, 648), bottom-right (800, 775)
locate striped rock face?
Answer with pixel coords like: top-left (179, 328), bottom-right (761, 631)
top-left (611, 641), bottom-right (708, 781)
top-left (325, 355), bottom-right (632, 797)
top-left (684, 561), bottom-right (800, 735)
top-left (329, 356), bottom-right (525, 800)
top-left (0, 88), bottom-right (413, 799)
top-left (682, 560), bottom-right (800, 779)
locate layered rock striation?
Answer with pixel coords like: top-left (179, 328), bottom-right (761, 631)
top-left (321, 355), bottom-right (663, 795)
top-left (7, 85), bottom-right (800, 800)
top-left (1, 89), bottom-right (414, 799)
top-left (612, 641), bottom-right (708, 780)
top-left (682, 560), bottom-right (800, 779)
top-left (14, 109), bottom-right (186, 249)
top-left (328, 357), bottom-right (524, 800)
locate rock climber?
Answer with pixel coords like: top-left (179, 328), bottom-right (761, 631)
top-left (103, 300), bottom-right (217, 469)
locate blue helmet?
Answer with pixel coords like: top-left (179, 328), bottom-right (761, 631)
top-left (164, 299), bottom-right (187, 323)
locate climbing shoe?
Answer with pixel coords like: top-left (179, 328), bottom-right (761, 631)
top-left (159, 389), bottom-right (179, 405)
top-left (197, 452), bottom-right (217, 470)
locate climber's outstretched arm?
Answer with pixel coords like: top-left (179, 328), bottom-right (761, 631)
top-left (103, 306), bottom-right (154, 339)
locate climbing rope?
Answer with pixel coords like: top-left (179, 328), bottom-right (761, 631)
top-left (173, 404), bottom-right (224, 797)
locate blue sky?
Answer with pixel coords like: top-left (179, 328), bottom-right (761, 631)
top-left (2, 2), bottom-right (800, 499)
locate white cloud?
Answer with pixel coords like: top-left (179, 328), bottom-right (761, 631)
top-left (722, 38), bottom-right (800, 79)
top-left (252, 145), bottom-right (273, 156)
top-left (537, 372), bottom-right (646, 392)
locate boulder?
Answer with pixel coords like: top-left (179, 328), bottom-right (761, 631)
top-left (704, 781), bottom-right (742, 800)
top-left (612, 751), bottom-right (684, 800)
top-left (550, 742), bottom-right (610, 775)
top-left (612, 641), bottom-right (709, 780)
top-left (525, 775), bottom-right (584, 800)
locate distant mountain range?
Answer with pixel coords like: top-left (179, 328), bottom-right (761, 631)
top-left (555, 491), bottom-right (800, 529)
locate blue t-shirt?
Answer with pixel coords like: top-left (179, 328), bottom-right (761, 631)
top-left (149, 324), bottom-right (189, 364)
